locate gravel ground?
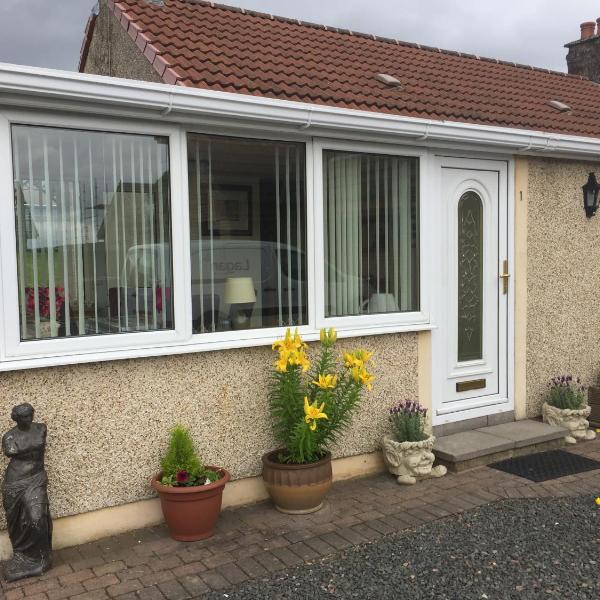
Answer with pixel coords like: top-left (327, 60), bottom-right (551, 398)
top-left (206, 496), bottom-right (600, 600)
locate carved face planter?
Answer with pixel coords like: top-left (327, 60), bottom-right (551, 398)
top-left (382, 434), bottom-right (447, 485)
top-left (542, 403), bottom-right (597, 445)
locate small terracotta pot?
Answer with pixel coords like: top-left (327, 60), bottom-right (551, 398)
top-left (261, 450), bottom-right (332, 514)
top-left (151, 467), bottom-right (230, 541)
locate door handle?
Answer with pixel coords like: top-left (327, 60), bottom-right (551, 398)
top-left (499, 260), bottom-right (510, 295)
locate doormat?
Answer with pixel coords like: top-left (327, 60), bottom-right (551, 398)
top-left (488, 449), bottom-right (600, 482)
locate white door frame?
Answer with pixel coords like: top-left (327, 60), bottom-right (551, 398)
top-left (431, 155), bottom-right (514, 426)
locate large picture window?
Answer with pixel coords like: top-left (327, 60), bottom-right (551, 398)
top-left (187, 134), bottom-right (307, 333)
top-left (11, 125), bottom-right (173, 341)
top-left (323, 150), bottom-right (419, 318)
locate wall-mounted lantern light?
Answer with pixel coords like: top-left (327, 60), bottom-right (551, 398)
top-left (583, 173), bottom-right (600, 218)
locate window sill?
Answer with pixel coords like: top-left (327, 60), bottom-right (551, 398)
top-left (0, 322), bottom-right (435, 372)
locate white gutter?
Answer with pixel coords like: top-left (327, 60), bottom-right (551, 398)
top-left (0, 62), bottom-right (599, 158)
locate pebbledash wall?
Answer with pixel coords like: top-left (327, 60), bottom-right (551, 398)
top-left (1, 152), bottom-right (599, 555)
top-left (0, 333), bottom-right (419, 534)
top-left (524, 157), bottom-right (600, 416)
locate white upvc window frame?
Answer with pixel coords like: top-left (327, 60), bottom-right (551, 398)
top-left (182, 126), bottom-right (317, 347)
top-left (0, 113), bottom-right (433, 372)
top-left (312, 139), bottom-right (431, 335)
top-left (0, 110), bottom-right (191, 362)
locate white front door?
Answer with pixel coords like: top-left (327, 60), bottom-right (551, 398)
top-left (432, 157), bottom-right (510, 425)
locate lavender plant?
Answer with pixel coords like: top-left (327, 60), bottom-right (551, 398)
top-left (389, 400), bottom-right (429, 443)
top-left (548, 375), bottom-right (586, 410)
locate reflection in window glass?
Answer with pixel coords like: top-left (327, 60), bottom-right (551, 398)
top-left (12, 125), bottom-right (173, 340)
top-left (323, 150), bottom-right (419, 317)
top-left (187, 134), bottom-right (307, 333)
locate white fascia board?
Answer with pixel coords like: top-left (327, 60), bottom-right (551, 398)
top-left (0, 62), bottom-right (600, 158)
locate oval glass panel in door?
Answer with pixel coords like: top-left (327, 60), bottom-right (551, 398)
top-left (457, 191), bottom-right (483, 362)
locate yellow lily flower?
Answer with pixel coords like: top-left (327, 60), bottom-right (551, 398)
top-left (275, 352), bottom-right (290, 373)
top-left (355, 349), bottom-right (373, 364)
top-left (304, 397), bottom-right (328, 431)
top-left (289, 349), bottom-right (311, 372)
top-left (350, 366), bottom-right (374, 390)
top-left (313, 374), bottom-right (338, 389)
top-left (344, 352), bottom-right (363, 370)
top-left (359, 370), bottom-right (375, 391)
top-left (272, 328), bottom-right (306, 353)
top-left (596, 497), bottom-right (600, 506)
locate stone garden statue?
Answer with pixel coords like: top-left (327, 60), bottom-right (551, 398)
top-left (2, 403), bottom-right (52, 582)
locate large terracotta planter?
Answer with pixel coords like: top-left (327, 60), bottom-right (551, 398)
top-left (382, 434), bottom-right (447, 485)
top-left (261, 450), bottom-right (332, 514)
top-left (151, 467), bottom-right (230, 541)
top-left (542, 403), bottom-right (597, 445)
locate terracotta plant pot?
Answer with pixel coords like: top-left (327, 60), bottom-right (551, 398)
top-left (151, 467), bottom-right (230, 541)
top-left (261, 450), bottom-right (332, 514)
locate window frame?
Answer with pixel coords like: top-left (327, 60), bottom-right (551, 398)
top-left (312, 139), bottom-right (431, 334)
top-left (0, 111), bottom-right (191, 361)
top-left (0, 116), bottom-right (433, 372)
top-left (183, 127), bottom-right (317, 346)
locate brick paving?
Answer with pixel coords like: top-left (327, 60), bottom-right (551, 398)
top-left (2, 439), bottom-right (600, 600)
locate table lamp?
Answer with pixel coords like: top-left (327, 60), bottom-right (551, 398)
top-left (224, 277), bottom-right (257, 330)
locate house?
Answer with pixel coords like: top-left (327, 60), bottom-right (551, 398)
top-left (1, 0), bottom-right (600, 556)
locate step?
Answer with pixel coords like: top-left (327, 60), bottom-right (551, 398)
top-left (433, 419), bottom-right (568, 472)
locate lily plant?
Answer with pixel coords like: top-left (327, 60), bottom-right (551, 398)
top-left (268, 328), bottom-right (374, 464)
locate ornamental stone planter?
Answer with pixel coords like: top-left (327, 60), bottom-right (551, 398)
top-left (151, 467), bottom-right (230, 541)
top-left (382, 434), bottom-right (447, 485)
top-left (542, 403), bottom-right (597, 445)
top-left (261, 450), bottom-right (332, 514)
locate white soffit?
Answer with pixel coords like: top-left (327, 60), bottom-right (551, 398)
top-left (0, 63), bottom-right (599, 158)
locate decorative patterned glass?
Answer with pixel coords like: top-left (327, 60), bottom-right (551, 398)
top-left (457, 191), bottom-right (483, 362)
top-left (12, 125), bottom-right (174, 341)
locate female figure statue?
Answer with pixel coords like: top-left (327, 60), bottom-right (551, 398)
top-left (2, 403), bottom-right (52, 582)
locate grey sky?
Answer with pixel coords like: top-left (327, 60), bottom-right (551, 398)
top-left (0, 1), bottom-right (598, 73)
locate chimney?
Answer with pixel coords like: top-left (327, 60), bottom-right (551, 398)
top-left (566, 21), bottom-right (600, 82)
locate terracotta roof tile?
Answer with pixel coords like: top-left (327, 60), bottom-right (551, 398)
top-left (83, 0), bottom-right (600, 138)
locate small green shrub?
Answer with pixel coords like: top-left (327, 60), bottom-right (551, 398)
top-left (548, 376), bottom-right (586, 410)
top-left (160, 425), bottom-right (219, 487)
top-left (389, 400), bottom-right (429, 443)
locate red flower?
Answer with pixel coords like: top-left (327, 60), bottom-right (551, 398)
top-left (176, 470), bottom-right (189, 484)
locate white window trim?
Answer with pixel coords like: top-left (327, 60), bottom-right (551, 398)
top-left (312, 139), bottom-right (431, 333)
top-left (0, 113), bottom-right (434, 372)
top-left (0, 111), bottom-right (192, 362)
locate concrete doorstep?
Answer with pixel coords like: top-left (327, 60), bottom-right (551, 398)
top-left (433, 420), bottom-right (568, 471)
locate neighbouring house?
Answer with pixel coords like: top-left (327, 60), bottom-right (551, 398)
top-left (1, 0), bottom-right (600, 556)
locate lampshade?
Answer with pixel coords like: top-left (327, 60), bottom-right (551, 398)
top-left (224, 277), bottom-right (256, 305)
top-left (367, 293), bottom-right (399, 313)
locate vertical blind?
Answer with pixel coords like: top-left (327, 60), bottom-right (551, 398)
top-left (12, 125), bottom-right (173, 341)
top-left (187, 134), bottom-right (307, 333)
top-left (323, 150), bottom-right (419, 317)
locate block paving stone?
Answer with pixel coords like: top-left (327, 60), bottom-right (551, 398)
top-left (2, 439), bottom-right (600, 598)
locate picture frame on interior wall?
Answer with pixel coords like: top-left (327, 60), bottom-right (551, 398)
top-left (201, 184), bottom-right (253, 237)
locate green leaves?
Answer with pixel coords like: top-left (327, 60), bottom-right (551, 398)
top-left (159, 425), bottom-right (217, 486)
top-left (267, 340), bottom-right (365, 464)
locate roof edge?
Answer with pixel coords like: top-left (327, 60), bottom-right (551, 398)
top-left (109, 0), bottom-right (184, 84)
top-left (1, 62), bottom-right (600, 159)
top-left (78, 2), bottom-right (100, 73)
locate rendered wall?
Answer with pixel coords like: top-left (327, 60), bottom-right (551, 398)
top-left (0, 333), bottom-right (418, 527)
top-left (525, 157), bottom-right (600, 416)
